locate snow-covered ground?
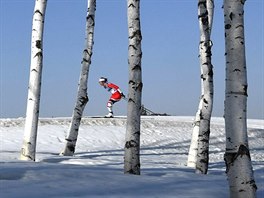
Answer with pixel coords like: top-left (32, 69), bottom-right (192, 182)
top-left (0, 116), bottom-right (263, 198)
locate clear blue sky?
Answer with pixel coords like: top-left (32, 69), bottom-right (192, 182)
top-left (1, 0), bottom-right (263, 119)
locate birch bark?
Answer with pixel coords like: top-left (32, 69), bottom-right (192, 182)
top-left (223, 0), bottom-right (257, 196)
top-left (124, 0), bottom-right (142, 175)
top-left (187, 0), bottom-right (214, 174)
top-left (60, 0), bottom-right (96, 156)
top-left (195, 0), bottom-right (214, 175)
top-left (20, 0), bottom-right (48, 161)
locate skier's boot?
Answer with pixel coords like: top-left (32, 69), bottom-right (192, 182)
top-left (105, 112), bottom-right (113, 118)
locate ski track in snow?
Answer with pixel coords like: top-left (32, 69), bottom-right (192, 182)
top-left (0, 116), bottom-right (263, 198)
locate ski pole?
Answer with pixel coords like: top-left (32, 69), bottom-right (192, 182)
top-left (122, 95), bottom-right (150, 115)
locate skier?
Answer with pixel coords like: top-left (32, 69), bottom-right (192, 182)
top-left (99, 77), bottom-right (125, 118)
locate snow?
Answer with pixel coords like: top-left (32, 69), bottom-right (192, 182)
top-left (0, 116), bottom-right (263, 198)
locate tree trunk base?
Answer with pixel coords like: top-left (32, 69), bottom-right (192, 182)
top-left (60, 142), bottom-right (75, 156)
top-left (224, 145), bottom-right (257, 197)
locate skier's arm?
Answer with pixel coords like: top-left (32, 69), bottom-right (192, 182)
top-left (107, 83), bottom-right (119, 90)
top-left (117, 89), bottom-right (126, 98)
top-left (108, 83), bottom-right (125, 98)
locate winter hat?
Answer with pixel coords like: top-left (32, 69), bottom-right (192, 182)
top-left (99, 77), bottom-right (107, 83)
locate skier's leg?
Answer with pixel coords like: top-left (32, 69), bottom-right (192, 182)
top-left (107, 101), bottom-right (113, 114)
top-left (106, 100), bottom-right (114, 117)
top-left (105, 94), bottom-right (121, 118)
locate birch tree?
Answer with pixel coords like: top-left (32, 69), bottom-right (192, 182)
top-left (187, 0), bottom-right (214, 174)
top-left (124, 0), bottom-right (142, 175)
top-left (60, 0), bottom-right (96, 156)
top-left (195, 0), bottom-right (214, 175)
top-left (20, 0), bottom-right (48, 161)
top-left (223, 0), bottom-right (257, 196)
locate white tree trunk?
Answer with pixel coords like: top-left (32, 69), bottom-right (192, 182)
top-left (195, 0), bottom-right (214, 175)
top-left (20, 0), bottom-right (47, 161)
top-left (187, 0), bottom-right (214, 174)
top-left (124, 0), bottom-right (142, 175)
top-left (187, 100), bottom-right (202, 168)
top-left (223, 0), bottom-right (257, 197)
top-left (207, 0), bottom-right (214, 35)
top-left (60, 0), bottom-right (96, 156)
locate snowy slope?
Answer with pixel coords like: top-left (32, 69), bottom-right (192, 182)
top-left (0, 116), bottom-right (263, 198)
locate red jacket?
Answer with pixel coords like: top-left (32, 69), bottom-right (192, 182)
top-left (105, 83), bottom-right (122, 101)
